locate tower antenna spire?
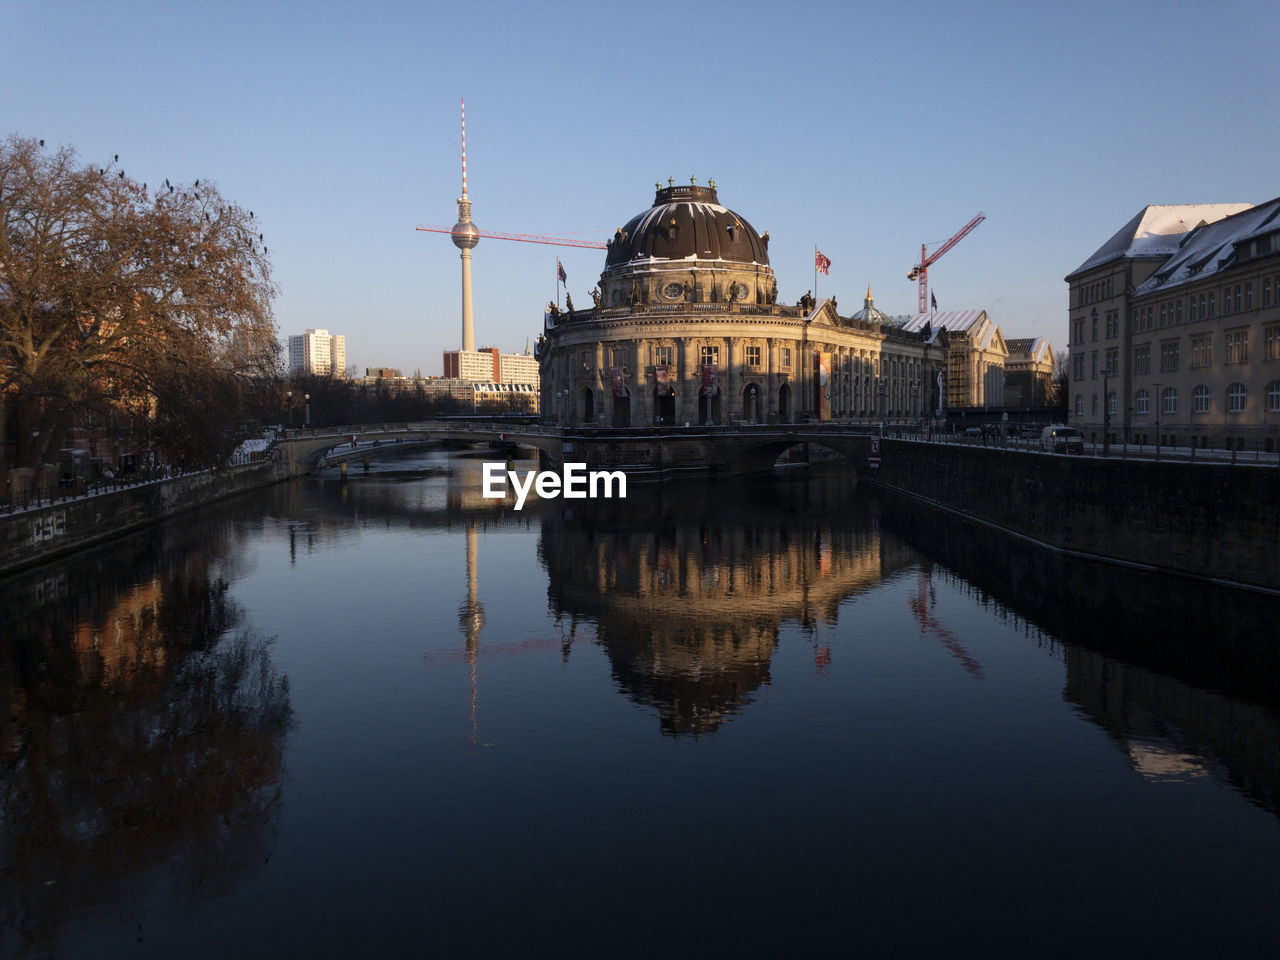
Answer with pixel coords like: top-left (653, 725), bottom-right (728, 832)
top-left (460, 97), bottom-right (468, 200)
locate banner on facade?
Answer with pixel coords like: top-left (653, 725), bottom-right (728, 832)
top-left (655, 364), bottom-right (672, 396)
top-left (611, 366), bottom-right (628, 398)
top-left (818, 351), bottom-right (831, 421)
top-left (701, 363), bottom-right (718, 397)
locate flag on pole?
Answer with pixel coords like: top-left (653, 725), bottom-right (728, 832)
top-left (930, 291), bottom-right (938, 312)
top-left (557, 259), bottom-right (567, 284)
top-left (815, 250), bottom-right (831, 275)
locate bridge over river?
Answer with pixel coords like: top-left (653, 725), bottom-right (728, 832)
top-left (275, 420), bottom-right (880, 478)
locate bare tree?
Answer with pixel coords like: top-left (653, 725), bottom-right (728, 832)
top-left (1, 136), bottom-right (278, 469)
top-left (1046, 349), bottom-right (1070, 411)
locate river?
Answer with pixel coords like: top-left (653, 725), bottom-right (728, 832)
top-left (2, 448), bottom-right (1279, 959)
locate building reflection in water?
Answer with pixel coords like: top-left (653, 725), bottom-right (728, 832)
top-left (539, 476), bottom-right (919, 737)
top-left (0, 518), bottom-right (293, 958)
top-left (879, 490), bottom-right (1280, 819)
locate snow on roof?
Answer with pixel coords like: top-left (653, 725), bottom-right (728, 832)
top-left (1006, 337), bottom-right (1052, 363)
top-left (1067, 203), bottom-right (1253, 279)
top-left (1133, 198), bottom-right (1280, 295)
top-left (901, 309), bottom-right (987, 334)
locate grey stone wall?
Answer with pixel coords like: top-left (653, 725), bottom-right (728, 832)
top-left (0, 460), bottom-right (285, 576)
top-left (872, 441), bottom-right (1280, 592)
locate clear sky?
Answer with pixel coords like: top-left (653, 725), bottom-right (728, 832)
top-left (5, 0), bottom-right (1278, 376)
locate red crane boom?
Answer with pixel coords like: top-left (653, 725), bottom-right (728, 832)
top-left (416, 224), bottom-right (607, 250)
top-left (908, 211), bottom-right (986, 314)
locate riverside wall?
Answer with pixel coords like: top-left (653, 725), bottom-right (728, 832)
top-left (870, 440), bottom-right (1280, 593)
top-left (0, 458), bottom-right (286, 576)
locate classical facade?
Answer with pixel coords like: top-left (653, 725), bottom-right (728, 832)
top-left (1066, 200), bottom-right (1280, 450)
top-left (1003, 337), bottom-right (1056, 409)
top-left (537, 181), bottom-right (946, 427)
top-left (900, 310), bottom-right (1010, 411)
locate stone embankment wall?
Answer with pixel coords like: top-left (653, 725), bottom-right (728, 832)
top-left (0, 459), bottom-right (286, 576)
top-left (871, 440), bottom-right (1280, 593)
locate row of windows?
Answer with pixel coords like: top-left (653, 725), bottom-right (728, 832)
top-left (651, 344), bottom-right (776, 369)
top-left (1075, 382), bottom-right (1280, 416)
top-left (1081, 278), bottom-right (1113, 306)
top-left (1073, 309), bottom-right (1121, 345)
top-left (1121, 324), bottom-right (1278, 374)
top-left (1128, 273), bottom-right (1280, 329)
top-left (1076, 273), bottom-right (1280, 345)
top-left (644, 344), bottom-right (918, 377)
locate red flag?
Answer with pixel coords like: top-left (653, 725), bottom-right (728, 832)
top-left (815, 250), bottom-right (831, 275)
top-left (930, 291), bottom-right (938, 312)
top-left (557, 259), bottom-right (567, 284)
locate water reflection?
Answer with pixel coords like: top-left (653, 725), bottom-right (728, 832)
top-left (540, 476), bottom-right (920, 736)
top-left (4, 452), bottom-right (1280, 956)
top-left (879, 491), bottom-right (1280, 817)
top-left (0, 522), bottom-right (292, 958)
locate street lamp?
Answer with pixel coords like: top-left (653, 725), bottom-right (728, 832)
top-left (748, 383), bottom-right (758, 424)
top-left (304, 393), bottom-right (311, 428)
top-left (1102, 362), bottom-right (1114, 457)
top-left (1153, 382), bottom-right (1162, 460)
top-left (286, 390), bottom-right (294, 429)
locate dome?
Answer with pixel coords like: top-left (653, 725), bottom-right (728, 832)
top-left (604, 182), bottom-right (770, 268)
top-left (848, 285), bottom-right (895, 325)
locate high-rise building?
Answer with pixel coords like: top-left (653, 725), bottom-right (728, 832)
top-left (288, 328), bottom-right (346, 377)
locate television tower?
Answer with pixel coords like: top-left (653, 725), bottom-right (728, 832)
top-left (451, 98), bottom-right (479, 352)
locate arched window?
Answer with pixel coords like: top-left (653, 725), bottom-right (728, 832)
top-left (1161, 387), bottom-right (1178, 415)
top-left (1193, 385), bottom-right (1211, 414)
top-left (1227, 382), bottom-right (1248, 413)
top-left (1135, 389), bottom-right (1150, 415)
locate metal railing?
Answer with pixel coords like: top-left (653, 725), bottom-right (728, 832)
top-left (2, 441), bottom-right (277, 514)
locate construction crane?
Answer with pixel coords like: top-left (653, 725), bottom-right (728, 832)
top-left (416, 224), bottom-right (607, 249)
top-left (908, 211), bottom-right (986, 314)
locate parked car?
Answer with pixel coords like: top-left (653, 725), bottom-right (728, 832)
top-left (1040, 425), bottom-right (1084, 454)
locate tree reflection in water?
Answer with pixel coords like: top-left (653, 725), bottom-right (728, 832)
top-left (0, 551), bottom-right (292, 958)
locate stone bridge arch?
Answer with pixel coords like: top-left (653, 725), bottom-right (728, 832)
top-left (721, 432), bottom-right (874, 475)
top-left (277, 423), bottom-right (567, 476)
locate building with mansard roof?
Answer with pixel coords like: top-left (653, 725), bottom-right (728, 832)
top-left (1066, 198), bottom-right (1280, 451)
top-left (536, 180), bottom-right (947, 427)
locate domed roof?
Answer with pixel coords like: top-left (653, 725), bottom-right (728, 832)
top-left (604, 182), bottom-right (770, 268)
top-left (849, 285), bottom-right (895, 325)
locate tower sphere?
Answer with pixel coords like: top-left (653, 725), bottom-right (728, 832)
top-left (451, 219), bottom-right (480, 249)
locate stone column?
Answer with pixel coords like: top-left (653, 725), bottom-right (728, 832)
top-left (679, 338), bottom-right (695, 426)
top-left (630, 339), bottom-right (649, 426)
top-left (595, 341), bottom-right (606, 425)
top-left (765, 338), bottom-right (776, 423)
top-left (725, 337), bottom-right (737, 423)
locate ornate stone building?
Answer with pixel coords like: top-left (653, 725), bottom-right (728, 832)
top-left (901, 310), bottom-right (1009, 411)
top-left (537, 181), bottom-right (946, 427)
